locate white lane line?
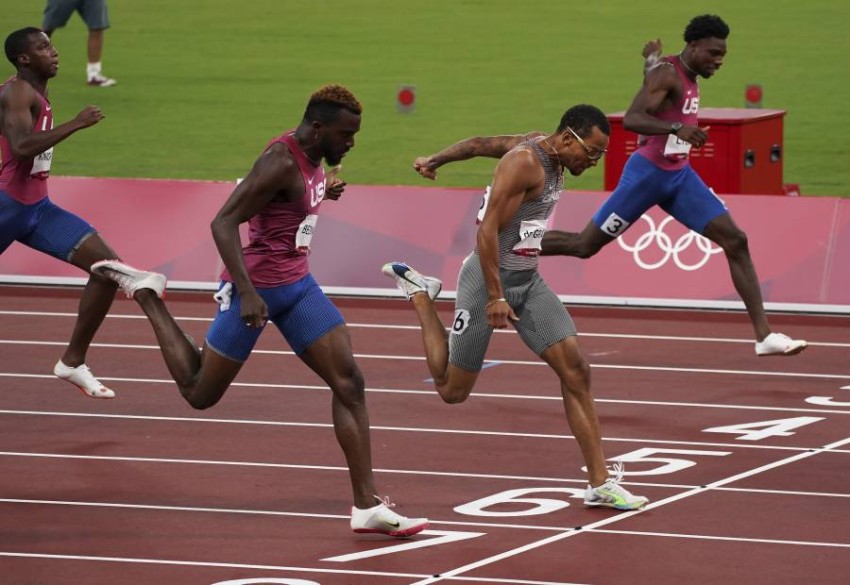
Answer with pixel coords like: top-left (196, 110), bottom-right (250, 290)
top-left (1, 340), bottom-right (847, 380)
top-left (408, 436), bottom-right (850, 584)
top-left (0, 551), bottom-right (428, 582)
top-left (2, 450), bottom-right (849, 498)
top-left (0, 451), bottom-right (663, 486)
top-left (3, 498), bottom-right (848, 544)
top-left (2, 409), bottom-right (849, 454)
top-left (592, 528), bottom-right (850, 548)
top-left (3, 372), bottom-right (850, 417)
top-left (2, 310), bottom-right (848, 348)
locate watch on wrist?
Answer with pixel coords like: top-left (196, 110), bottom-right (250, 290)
top-left (670, 122), bottom-right (683, 135)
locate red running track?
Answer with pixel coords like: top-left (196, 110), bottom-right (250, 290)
top-left (0, 285), bottom-right (848, 584)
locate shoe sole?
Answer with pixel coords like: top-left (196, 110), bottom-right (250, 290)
top-left (757, 341), bottom-right (808, 357)
top-left (353, 521), bottom-right (429, 537)
top-left (59, 379), bottom-right (116, 399)
top-left (585, 500), bottom-right (648, 511)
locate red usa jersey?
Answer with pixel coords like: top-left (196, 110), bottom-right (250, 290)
top-left (222, 130), bottom-right (327, 287)
top-left (0, 80), bottom-right (53, 204)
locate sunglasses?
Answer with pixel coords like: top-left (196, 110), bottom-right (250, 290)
top-left (567, 127), bottom-right (607, 161)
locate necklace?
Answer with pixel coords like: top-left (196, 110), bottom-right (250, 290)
top-left (678, 52), bottom-right (698, 77)
top-left (544, 138), bottom-right (563, 171)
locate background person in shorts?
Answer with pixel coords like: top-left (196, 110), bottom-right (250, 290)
top-left (42, 0), bottom-right (116, 86)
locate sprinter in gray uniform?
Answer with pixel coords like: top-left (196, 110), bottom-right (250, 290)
top-left (383, 104), bottom-right (648, 511)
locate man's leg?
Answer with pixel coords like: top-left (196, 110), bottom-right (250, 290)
top-left (298, 324), bottom-right (429, 536)
top-left (383, 261), bottom-right (483, 403)
top-left (91, 260), bottom-right (246, 406)
top-left (541, 337), bottom-right (648, 510)
top-left (298, 325), bottom-right (375, 507)
top-left (702, 214), bottom-right (770, 340)
top-left (661, 163), bottom-right (807, 356)
top-left (87, 28), bottom-right (104, 63)
top-left (133, 288), bottom-right (243, 409)
top-left (62, 233), bottom-right (119, 369)
top-left (409, 293), bottom-right (480, 404)
top-left (539, 338), bottom-right (608, 486)
top-left (701, 214), bottom-right (807, 355)
top-left (541, 220), bottom-right (614, 258)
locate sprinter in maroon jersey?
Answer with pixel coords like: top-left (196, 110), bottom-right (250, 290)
top-left (1, 26), bottom-right (133, 399)
top-left (92, 85), bottom-right (428, 537)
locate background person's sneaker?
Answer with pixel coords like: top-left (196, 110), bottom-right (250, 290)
top-left (87, 73), bottom-right (117, 87)
top-left (54, 360), bottom-right (115, 399)
top-left (381, 261), bottom-right (442, 300)
top-left (755, 332), bottom-right (808, 356)
top-left (350, 496), bottom-right (428, 537)
top-left (91, 260), bottom-right (166, 298)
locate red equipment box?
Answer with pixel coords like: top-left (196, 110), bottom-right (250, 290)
top-left (605, 108), bottom-right (786, 195)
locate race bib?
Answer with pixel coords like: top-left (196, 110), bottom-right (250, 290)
top-left (295, 214), bottom-right (318, 255)
top-left (512, 219), bottom-right (547, 256)
top-left (663, 134), bottom-right (692, 158)
top-left (451, 309), bottom-right (471, 335)
top-left (475, 185), bottom-right (492, 224)
top-left (600, 212), bottom-right (630, 237)
top-left (30, 147), bottom-right (53, 178)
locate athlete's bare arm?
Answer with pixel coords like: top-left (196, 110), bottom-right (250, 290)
top-left (210, 143), bottom-right (298, 327)
top-left (413, 132), bottom-right (545, 180)
top-left (624, 57), bottom-right (709, 147)
top-left (0, 80), bottom-right (103, 158)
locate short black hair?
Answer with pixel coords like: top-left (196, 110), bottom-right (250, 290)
top-left (5, 27), bottom-right (43, 66)
top-left (302, 84), bottom-right (362, 125)
top-left (557, 104), bottom-right (610, 137)
top-left (684, 15), bottom-right (730, 43)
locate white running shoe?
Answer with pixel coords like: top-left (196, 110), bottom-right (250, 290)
top-left (584, 463), bottom-right (649, 511)
top-left (350, 496), bottom-right (428, 537)
top-left (755, 332), bottom-right (808, 356)
top-left (87, 73), bottom-right (117, 87)
top-left (54, 360), bottom-right (115, 399)
top-left (381, 261), bottom-right (442, 300)
top-left (91, 260), bottom-right (166, 299)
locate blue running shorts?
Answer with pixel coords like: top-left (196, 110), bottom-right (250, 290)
top-left (592, 153), bottom-right (728, 237)
top-left (0, 191), bottom-right (96, 261)
top-left (205, 274), bottom-right (345, 362)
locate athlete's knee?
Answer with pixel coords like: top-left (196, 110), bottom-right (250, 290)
top-left (717, 227), bottom-right (749, 256)
top-left (436, 377), bottom-right (475, 404)
top-left (330, 368), bottom-right (367, 407)
top-left (179, 378), bottom-right (223, 410)
top-left (433, 363), bottom-right (476, 403)
top-left (559, 356), bottom-right (592, 396)
top-left (183, 389), bottom-right (222, 410)
top-left (438, 386), bottom-right (470, 404)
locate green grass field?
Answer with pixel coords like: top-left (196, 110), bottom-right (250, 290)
top-left (3, 0), bottom-right (849, 195)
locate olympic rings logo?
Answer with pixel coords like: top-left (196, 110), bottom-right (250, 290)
top-left (616, 215), bottom-right (723, 271)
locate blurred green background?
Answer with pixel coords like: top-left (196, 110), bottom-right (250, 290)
top-left (3, 0), bottom-right (848, 195)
